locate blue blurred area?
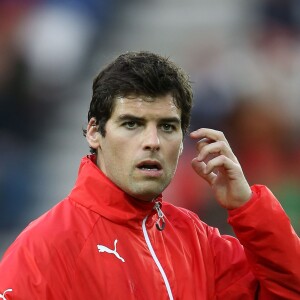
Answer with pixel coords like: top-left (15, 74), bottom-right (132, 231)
top-left (46, 0), bottom-right (113, 20)
top-left (1, 0), bottom-right (300, 256)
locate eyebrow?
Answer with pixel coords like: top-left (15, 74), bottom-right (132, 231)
top-left (117, 114), bottom-right (181, 124)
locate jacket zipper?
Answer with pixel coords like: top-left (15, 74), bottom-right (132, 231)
top-left (154, 202), bottom-right (166, 231)
top-left (142, 204), bottom-right (174, 300)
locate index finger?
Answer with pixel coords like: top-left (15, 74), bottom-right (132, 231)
top-left (190, 128), bottom-right (229, 144)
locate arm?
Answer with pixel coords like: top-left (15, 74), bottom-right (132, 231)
top-left (0, 236), bottom-right (50, 300)
top-left (229, 185), bottom-right (300, 299)
top-left (0, 226), bottom-right (72, 299)
top-left (190, 128), bottom-right (300, 298)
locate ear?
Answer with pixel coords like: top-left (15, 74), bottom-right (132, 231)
top-left (86, 118), bottom-right (101, 150)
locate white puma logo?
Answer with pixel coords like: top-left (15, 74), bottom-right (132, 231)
top-left (97, 239), bottom-right (125, 262)
top-left (0, 289), bottom-right (13, 300)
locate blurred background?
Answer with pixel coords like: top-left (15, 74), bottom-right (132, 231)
top-left (1, 0), bottom-right (300, 256)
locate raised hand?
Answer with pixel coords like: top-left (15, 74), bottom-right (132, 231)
top-left (190, 128), bottom-right (252, 209)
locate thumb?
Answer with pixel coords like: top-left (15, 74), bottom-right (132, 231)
top-left (191, 158), bottom-right (216, 185)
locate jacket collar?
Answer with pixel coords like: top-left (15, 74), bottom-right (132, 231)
top-left (69, 155), bottom-right (162, 228)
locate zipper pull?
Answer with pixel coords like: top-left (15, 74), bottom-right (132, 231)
top-left (154, 202), bottom-right (166, 231)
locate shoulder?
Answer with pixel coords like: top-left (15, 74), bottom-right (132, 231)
top-left (4, 197), bottom-right (100, 260)
top-left (0, 197), bottom-right (101, 296)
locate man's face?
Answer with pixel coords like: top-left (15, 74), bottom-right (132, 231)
top-left (88, 94), bottom-right (183, 202)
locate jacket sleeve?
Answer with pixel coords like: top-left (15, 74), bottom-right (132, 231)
top-left (228, 184), bottom-right (300, 299)
top-left (0, 227), bottom-right (72, 299)
top-left (0, 238), bottom-right (50, 300)
top-left (206, 184), bottom-right (300, 299)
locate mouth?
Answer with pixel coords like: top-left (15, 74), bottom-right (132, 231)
top-left (136, 160), bottom-right (162, 172)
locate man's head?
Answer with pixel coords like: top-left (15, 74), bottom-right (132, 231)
top-left (85, 51), bottom-right (193, 201)
top-left (84, 51), bottom-right (193, 147)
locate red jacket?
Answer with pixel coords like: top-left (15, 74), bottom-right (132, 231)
top-left (0, 156), bottom-right (299, 299)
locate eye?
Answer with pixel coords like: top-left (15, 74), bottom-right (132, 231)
top-left (123, 121), bottom-right (138, 129)
top-left (161, 123), bottom-right (176, 132)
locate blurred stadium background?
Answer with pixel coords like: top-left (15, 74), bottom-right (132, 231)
top-left (1, 0), bottom-right (300, 256)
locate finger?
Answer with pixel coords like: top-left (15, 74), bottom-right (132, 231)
top-left (205, 155), bottom-right (240, 178)
top-left (191, 158), bottom-right (216, 185)
top-left (190, 128), bottom-right (229, 145)
top-left (197, 140), bottom-right (238, 163)
top-left (195, 138), bottom-right (212, 153)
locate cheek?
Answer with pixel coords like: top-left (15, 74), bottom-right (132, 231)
top-left (170, 142), bottom-right (182, 157)
top-left (105, 139), bottom-right (131, 169)
top-left (165, 145), bottom-right (182, 168)
top-left (104, 151), bottom-right (129, 185)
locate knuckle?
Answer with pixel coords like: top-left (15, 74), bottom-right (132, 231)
top-left (218, 140), bottom-right (227, 148)
top-left (216, 130), bottom-right (226, 141)
top-left (216, 130), bottom-right (224, 136)
top-left (219, 154), bottom-right (227, 163)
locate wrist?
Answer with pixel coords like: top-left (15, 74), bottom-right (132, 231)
top-left (228, 186), bottom-right (252, 210)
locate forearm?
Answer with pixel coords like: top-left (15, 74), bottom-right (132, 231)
top-left (228, 185), bottom-right (300, 299)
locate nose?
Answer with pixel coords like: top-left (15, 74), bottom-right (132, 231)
top-left (142, 125), bottom-right (160, 152)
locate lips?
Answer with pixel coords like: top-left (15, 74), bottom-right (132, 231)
top-left (136, 160), bottom-right (162, 171)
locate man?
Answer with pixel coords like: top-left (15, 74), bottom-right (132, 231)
top-left (0, 51), bottom-right (299, 299)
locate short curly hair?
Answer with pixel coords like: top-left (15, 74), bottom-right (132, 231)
top-left (83, 51), bottom-right (193, 153)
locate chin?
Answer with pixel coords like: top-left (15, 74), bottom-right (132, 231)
top-left (124, 179), bottom-right (169, 201)
top-left (132, 189), bottom-right (157, 200)
top-left (132, 186), bottom-right (165, 202)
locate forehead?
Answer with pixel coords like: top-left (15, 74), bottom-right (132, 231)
top-left (111, 94), bottom-right (181, 118)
